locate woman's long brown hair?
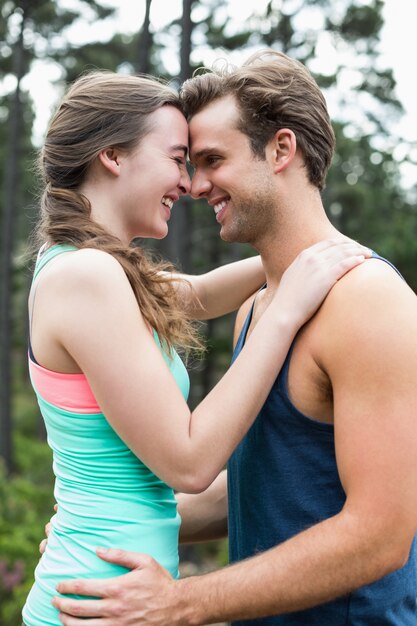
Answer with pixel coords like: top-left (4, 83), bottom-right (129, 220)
top-left (36, 71), bottom-right (203, 355)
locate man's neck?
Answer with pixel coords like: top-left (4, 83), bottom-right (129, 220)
top-left (257, 211), bottom-right (341, 291)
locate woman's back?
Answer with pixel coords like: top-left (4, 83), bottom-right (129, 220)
top-left (23, 245), bottom-right (189, 626)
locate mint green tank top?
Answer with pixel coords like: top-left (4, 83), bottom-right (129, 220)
top-left (23, 245), bottom-right (190, 626)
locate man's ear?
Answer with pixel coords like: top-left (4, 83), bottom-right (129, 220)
top-left (267, 129), bottom-right (297, 174)
top-left (98, 148), bottom-right (121, 176)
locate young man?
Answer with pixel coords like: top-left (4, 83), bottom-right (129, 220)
top-left (52, 51), bottom-right (417, 625)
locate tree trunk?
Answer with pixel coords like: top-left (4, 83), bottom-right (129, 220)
top-left (159, 0), bottom-right (195, 272)
top-left (0, 11), bottom-right (26, 474)
top-left (180, 0), bottom-right (193, 84)
top-left (136, 0), bottom-right (153, 74)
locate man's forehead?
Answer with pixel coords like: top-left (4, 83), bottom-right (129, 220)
top-left (189, 94), bottom-right (238, 132)
top-left (189, 114), bottom-right (223, 143)
top-left (189, 116), bottom-right (239, 162)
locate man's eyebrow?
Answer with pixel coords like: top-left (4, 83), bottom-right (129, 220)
top-left (189, 147), bottom-right (218, 165)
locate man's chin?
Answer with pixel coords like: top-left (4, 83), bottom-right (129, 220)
top-left (219, 225), bottom-right (249, 245)
top-left (219, 222), bottom-right (235, 242)
top-left (219, 227), bottom-right (234, 243)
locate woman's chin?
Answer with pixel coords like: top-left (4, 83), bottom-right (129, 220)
top-left (153, 224), bottom-right (169, 239)
top-left (132, 224), bottom-right (169, 240)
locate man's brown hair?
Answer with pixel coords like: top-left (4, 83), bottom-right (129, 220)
top-left (181, 50), bottom-right (335, 190)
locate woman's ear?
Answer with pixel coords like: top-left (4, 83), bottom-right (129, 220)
top-left (268, 128), bottom-right (297, 174)
top-left (98, 148), bottom-right (121, 176)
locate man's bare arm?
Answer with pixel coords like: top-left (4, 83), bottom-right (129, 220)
top-left (178, 470), bottom-right (228, 544)
top-left (151, 260), bottom-right (417, 624)
top-left (53, 261), bottom-right (417, 624)
top-left (174, 260), bottom-right (417, 623)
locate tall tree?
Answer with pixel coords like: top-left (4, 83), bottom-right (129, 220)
top-left (0, 0), bottom-right (27, 473)
top-left (136, 0), bottom-right (153, 74)
top-left (160, 0), bottom-right (196, 272)
top-left (0, 0), bottom-right (116, 471)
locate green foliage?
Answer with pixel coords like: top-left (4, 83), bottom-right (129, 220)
top-left (339, 0), bottom-right (384, 41)
top-left (1, 0), bottom-right (416, 621)
top-left (57, 34), bottom-right (137, 82)
top-left (0, 451), bottom-right (54, 624)
top-left (324, 123), bottom-right (417, 289)
top-left (357, 68), bottom-right (402, 111)
top-left (180, 537), bottom-right (229, 571)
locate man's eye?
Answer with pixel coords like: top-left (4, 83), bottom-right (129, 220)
top-left (174, 157), bottom-right (185, 165)
top-left (207, 156), bottom-right (220, 165)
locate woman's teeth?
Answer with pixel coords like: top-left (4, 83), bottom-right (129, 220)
top-left (162, 197), bottom-right (173, 210)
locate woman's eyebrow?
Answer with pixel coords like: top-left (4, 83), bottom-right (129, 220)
top-left (170, 144), bottom-right (188, 156)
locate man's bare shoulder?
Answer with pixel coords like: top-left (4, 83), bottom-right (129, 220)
top-left (324, 255), bottom-right (415, 314)
top-left (314, 256), bottom-right (417, 366)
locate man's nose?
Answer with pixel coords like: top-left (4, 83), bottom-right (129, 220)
top-left (190, 172), bottom-right (212, 199)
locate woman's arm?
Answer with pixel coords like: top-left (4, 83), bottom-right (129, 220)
top-left (167, 255), bottom-right (265, 320)
top-left (40, 240), bottom-right (370, 493)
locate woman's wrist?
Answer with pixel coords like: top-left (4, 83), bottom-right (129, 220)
top-left (260, 303), bottom-right (301, 340)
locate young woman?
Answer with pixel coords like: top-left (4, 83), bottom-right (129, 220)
top-left (23, 72), bottom-right (369, 625)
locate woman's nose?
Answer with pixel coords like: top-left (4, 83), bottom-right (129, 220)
top-left (178, 168), bottom-right (191, 195)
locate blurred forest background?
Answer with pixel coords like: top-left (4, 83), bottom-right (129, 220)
top-left (0, 0), bottom-right (416, 622)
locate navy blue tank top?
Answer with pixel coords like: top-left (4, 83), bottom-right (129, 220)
top-left (228, 255), bottom-right (417, 625)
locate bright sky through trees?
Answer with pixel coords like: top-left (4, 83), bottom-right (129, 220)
top-left (24, 0), bottom-right (417, 187)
